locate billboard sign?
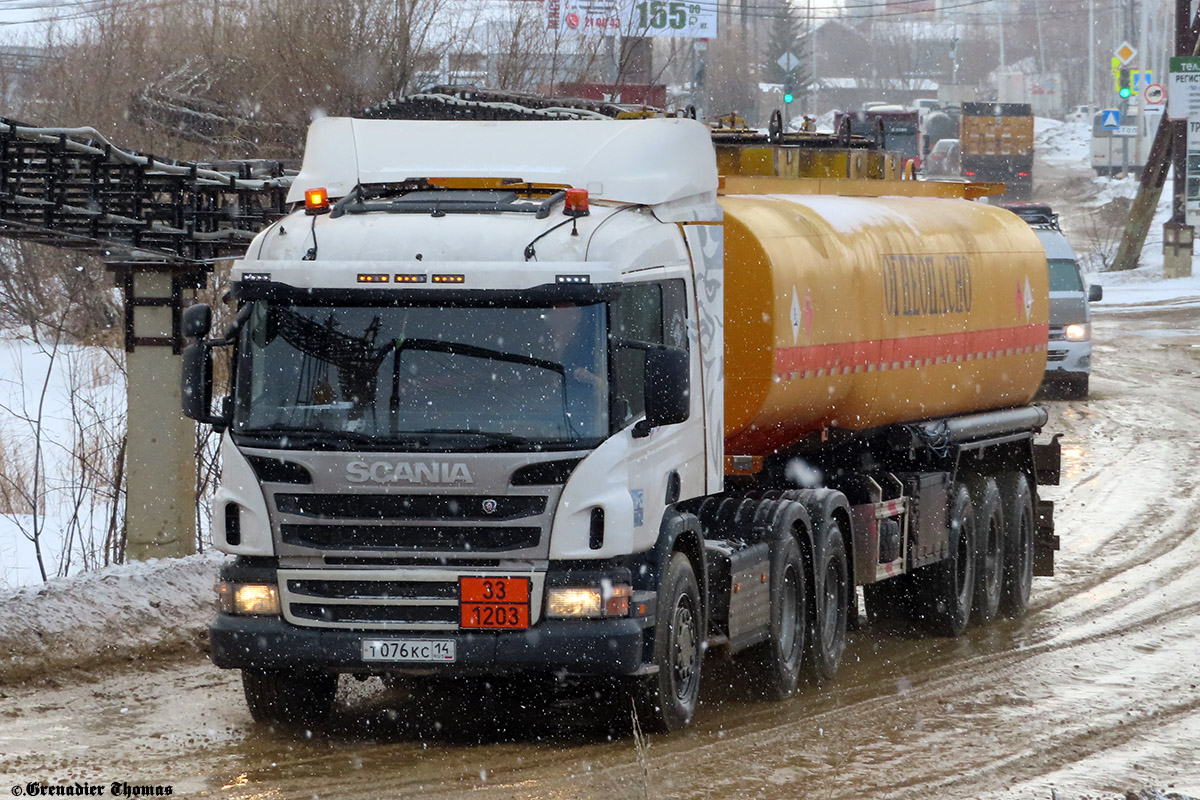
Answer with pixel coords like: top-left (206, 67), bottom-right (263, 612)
top-left (546, 0), bottom-right (716, 37)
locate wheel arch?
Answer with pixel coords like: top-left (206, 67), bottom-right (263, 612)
top-left (650, 506), bottom-right (708, 632)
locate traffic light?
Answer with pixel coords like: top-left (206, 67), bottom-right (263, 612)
top-left (1118, 68), bottom-right (1132, 99)
top-left (783, 72), bottom-right (795, 104)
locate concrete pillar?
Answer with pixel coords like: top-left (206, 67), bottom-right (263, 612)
top-left (123, 271), bottom-right (197, 561)
top-left (1163, 222), bottom-right (1195, 279)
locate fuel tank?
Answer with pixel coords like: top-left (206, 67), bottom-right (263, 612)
top-left (721, 194), bottom-right (1048, 456)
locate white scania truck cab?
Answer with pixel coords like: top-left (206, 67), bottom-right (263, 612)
top-left (184, 118), bottom-right (726, 730)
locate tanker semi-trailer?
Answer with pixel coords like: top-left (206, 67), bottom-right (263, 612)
top-left (182, 116), bottom-right (1059, 731)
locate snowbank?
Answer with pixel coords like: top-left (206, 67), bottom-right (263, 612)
top-left (1035, 116), bottom-right (1091, 165)
top-left (0, 550), bottom-right (224, 684)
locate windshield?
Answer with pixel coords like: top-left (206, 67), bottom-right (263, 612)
top-left (1047, 258), bottom-right (1084, 292)
top-left (232, 301), bottom-right (608, 450)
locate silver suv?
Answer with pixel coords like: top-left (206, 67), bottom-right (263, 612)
top-left (1003, 203), bottom-right (1101, 399)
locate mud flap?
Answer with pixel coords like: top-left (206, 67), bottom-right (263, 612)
top-left (1033, 435), bottom-right (1062, 486)
top-left (1034, 499), bottom-right (1058, 576)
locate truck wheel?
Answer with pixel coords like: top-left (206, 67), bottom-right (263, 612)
top-left (241, 668), bottom-right (337, 727)
top-left (745, 534), bottom-right (807, 699)
top-left (920, 483), bottom-right (976, 637)
top-left (636, 552), bottom-right (703, 731)
top-left (998, 472), bottom-right (1035, 617)
top-left (806, 518), bottom-right (848, 682)
top-left (968, 476), bottom-right (1005, 625)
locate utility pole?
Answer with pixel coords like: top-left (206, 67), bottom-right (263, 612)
top-left (1165, 0), bottom-right (1198, 277)
top-left (1089, 0), bottom-right (1095, 112)
top-left (998, 2), bottom-right (1005, 70)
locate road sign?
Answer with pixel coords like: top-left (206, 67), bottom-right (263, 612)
top-left (1144, 103), bottom-right (1165, 116)
top-left (1169, 56), bottom-right (1200, 120)
top-left (1115, 41), bottom-right (1137, 65)
top-left (1133, 71), bottom-right (1153, 93)
top-left (1115, 125), bottom-right (1137, 137)
top-left (1144, 83), bottom-right (1165, 105)
top-left (1100, 109), bottom-right (1121, 129)
top-left (777, 51), bottom-right (801, 72)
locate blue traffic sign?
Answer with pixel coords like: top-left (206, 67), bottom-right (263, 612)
top-left (1101, 109), bottom-right (1121, 129)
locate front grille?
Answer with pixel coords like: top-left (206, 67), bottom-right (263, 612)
top-left (281, 523), bottom-right (540, 551)
top-left (275, 493), bottom-right (545, 521)
top-left (278, 568), bottom-right (545, 631)
top-left (1047, 350), bottom-right (1068, 363)
top-left (290, 602), bottom-right (459, 626)
top-left (281, 572), bottom-right (460, 630)
top-left (324, 556), bottom-right (503, 567)
top-left (289, 578), bottom-right (459, 599)
top-left (1048, 326), bottom-right (1065, 341)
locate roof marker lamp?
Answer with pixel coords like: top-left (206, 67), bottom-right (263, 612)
top-left (305, 187), bottom-right (331, 215)
top-left (564, 188), bottom-right (590, 217)
top-left (563, 188), bottom-right (589, 237)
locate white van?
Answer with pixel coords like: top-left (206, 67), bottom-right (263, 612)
top-left (1003, 203), bottom-right (1102, 398)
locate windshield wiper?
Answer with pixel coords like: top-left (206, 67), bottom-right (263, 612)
top-left (411, 428), bottom-right (591, 451)
top-left (235, 425), bottom-right (387, 449)
top-left (414, 428), bottom-right (536, 446)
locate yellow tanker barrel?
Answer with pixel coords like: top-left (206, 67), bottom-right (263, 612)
top-left (721, 194), bottom-right (1048, 458)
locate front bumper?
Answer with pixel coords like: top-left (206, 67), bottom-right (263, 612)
top-left (210, 613), bottom-right (650, 676)
top-left (1045, 339), bottom-right (1091, 376)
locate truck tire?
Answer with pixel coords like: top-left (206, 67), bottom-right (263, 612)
top-left (745, 534), bottom-right (807, 699)
top-left (636, 552), bottom-right (703, 731)
top-left (967, 475), bottom-right (1005, 625)
top-left (806, 517), bottom-right (849, 682)
top-left (241, 668), bottom-right (337, 727)
top-left (919, 483), bottom-right (976, 637)
top-left (998, 471), bottom-right (1035, 617)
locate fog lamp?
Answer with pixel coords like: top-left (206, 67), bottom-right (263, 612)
top-left (1064, 323), bottom-right (1089, 341)
top-left (546, 587), bottom-right (602, 618)
top-left (545, 583), bottom-right (632, 618)
top-left (217, 582), bottom-right (281, 616)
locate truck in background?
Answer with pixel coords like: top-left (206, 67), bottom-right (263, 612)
top-left (835, 106), bottom-right (922, 171)
top-left (960, 102), bottom-right (1034, 200)
top-left (183, 111), bottom-right (1060, 732)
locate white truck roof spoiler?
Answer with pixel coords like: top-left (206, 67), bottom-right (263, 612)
top-left (286, 117), bottom-right (719, 210)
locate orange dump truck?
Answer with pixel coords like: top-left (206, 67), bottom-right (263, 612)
top-left (186, 117), bottom-right (1059, 732)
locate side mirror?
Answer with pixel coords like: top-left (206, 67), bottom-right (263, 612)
top-left (1088, 284), bottom-right (1103, 302)
top-left (633, 346), bottom-right (689, 439)
top-left (181, 341), bottom-right (227, 428)
top-left (182, 303), bottom-right (213, 339)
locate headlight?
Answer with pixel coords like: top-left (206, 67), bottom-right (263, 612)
top-left (545, 583), bottom-right (632, 618)
top-left (217, 582), bottom-right (281, 616)
top-left (1064, 323), bottom-right (1090, 341)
